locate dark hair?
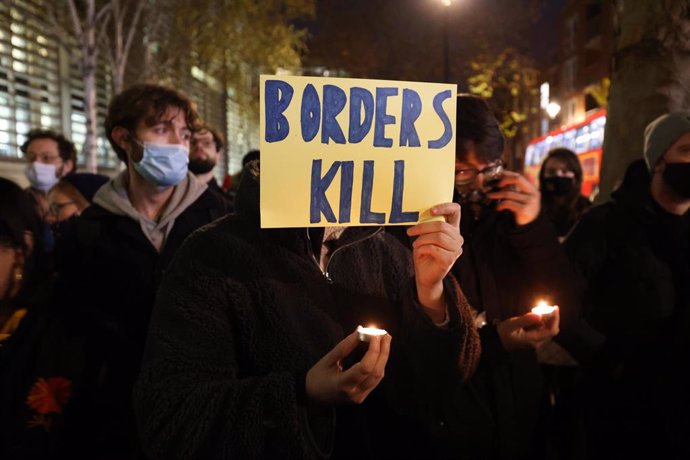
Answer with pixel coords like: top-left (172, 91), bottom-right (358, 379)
top-left (195, 125), bottom-right (225, 152)
top-left (20, 129), bottom-right (77, 167)
top-left (538, 148), bottom-right (583, 188)
top-left (105, 84), bottom-right (202, 165)
top-left (242, 149), bottom-right (260, 167)
top-left (0, 177), bottom-right (49, 307)
top-left (455, 94), bottom-right (504, 163)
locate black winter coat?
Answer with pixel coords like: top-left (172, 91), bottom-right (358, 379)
top-left (0, 303), bottom-right (92, 460)
top-left (134, 173), bottom-right (499, 460)
top-left (451, 206), bottom-right (582, 459)
top-left (54, 188), bottom-right (228, 458)
top-left (563, 184), bottom-right (690, 459)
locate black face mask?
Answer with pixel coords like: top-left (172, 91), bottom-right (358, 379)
top-left (542, 176), bottom-right (576, 196)
top-left (663, 162), bottom-right (690, 198)
top-left (188, 158), bottom-right (216, 175)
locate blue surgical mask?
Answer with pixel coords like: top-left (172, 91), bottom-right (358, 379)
top-left (25, 161), bottom-right (59, 192)
top-left (132, 141), bottom-right (189, 187)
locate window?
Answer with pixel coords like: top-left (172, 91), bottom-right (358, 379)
top-left (1, 0), bottom-right (115, 167)
top-left (563, 58), bottom-right (578, 93)
top-left (565, 15), bottom-right (578, 52)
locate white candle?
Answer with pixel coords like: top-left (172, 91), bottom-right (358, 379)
top-left (357, 325), bottom-right (387, 342)
top-left (531, 300), bottom-right (557, 317)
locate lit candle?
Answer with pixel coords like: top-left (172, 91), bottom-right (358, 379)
top-left (531, 300), bottom-right (557, 317)
top-left (357, 325), bottom-right (387, 342)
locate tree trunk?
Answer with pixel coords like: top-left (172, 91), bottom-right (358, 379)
top-left (113, 62), bottom-right (125, 95)
top-left (599, 0), bottom-right (690, 200)
top-left (83, 56), bottom-right (99, 173)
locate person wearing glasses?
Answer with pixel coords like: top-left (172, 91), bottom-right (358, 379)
top-left (46, 173), bottom-right (109, 235)
top-left (449, 94), bottom-right (582, 459)
top-left (19, 129), bottom-right (78, 251)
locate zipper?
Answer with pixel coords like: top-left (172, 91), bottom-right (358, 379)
top-left (307, 227), bottom-right (384, 284)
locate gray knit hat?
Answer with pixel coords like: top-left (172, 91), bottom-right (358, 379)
top-left (644, 111), bottom-right (690, 170)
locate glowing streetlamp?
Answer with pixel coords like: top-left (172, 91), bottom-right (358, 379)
top-left (546, 102), bottom-right (561, 119)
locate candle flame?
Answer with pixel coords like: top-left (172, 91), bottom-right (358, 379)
top-left (531, 301), bottom-right (556, 316)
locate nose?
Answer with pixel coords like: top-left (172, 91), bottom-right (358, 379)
top-left (169, 130), bottom-right (183, 144)
top-left (475, 172), bottom-right (486, 188)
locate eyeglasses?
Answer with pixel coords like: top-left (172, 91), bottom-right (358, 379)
top-left (48, 201), bottom-right (75, 216)
top-left (455, 160), bottom-right (504, 185)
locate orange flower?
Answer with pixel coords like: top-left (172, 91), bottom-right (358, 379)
top-left (26, 377), bottom-right (72, 415)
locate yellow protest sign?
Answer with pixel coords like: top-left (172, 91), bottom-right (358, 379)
top-left (260, 75), bottom-right (457, 228)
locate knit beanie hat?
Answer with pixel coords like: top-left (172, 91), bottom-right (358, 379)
top-left (62, 173), bottom-right (110, 202)
top-left (643, 111), bottom-right (690, 170)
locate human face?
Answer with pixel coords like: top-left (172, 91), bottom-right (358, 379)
top-left (0, 243), bottom-right (18, 302)
top-left (543, 158), bottom-right (576, 178)
top-left (47, 189), bottom-right (79, 224)
top-left (455, 148), bottom-right (504, 192)
top-left (129, 108), bottom-right (192, 163)
top-left (661, 132), bottom-right (690, 165)
top-left (25, 138), bottom-right (73, 178)
top-left (190, 130), bottom-right (219, 164)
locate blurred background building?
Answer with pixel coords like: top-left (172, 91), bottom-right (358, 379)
top-left (0, 0), bottom-right (262, 186)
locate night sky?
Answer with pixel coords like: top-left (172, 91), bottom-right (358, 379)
top-left (305, 0), bottom-right (569, 85)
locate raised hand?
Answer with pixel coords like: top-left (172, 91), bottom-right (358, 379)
top-left (487, 170), bottom-right (541, 226)
top-left (406, 203), bottom-right (463, 318)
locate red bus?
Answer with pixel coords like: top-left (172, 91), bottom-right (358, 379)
top-left (524, 109), bottom-right (606, 198)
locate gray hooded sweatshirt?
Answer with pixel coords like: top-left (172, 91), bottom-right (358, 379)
top-left (93, 171), bottom-right (207, 252)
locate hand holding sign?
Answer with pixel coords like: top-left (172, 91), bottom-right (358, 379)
top-left (406, 202), bottom-right (463, 317)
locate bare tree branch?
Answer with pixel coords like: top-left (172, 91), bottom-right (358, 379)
top-left (96, 11), bottom-right (113, 50)
top-left (66, 0), bottom-right (84, 43)
top-left (95, 2), bottom-right (113, 27)
top-left (123, 1), bottom-right (146, 64)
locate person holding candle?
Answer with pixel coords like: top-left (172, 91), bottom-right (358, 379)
top-left (563, 112), bottom-right (690, 459)
top-left (133, 157), bottom-right (491, 459)
top-left (450, 94), bottom-right (580, 459)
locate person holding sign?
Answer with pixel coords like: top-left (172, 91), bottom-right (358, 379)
top-left (133, 76), bottom-right (487, 460)
top-left (132, 161), bottom-right (484, 459)
top-left (450, 94), bottom-right (579, 459)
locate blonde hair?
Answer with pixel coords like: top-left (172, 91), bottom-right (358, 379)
top-left (49, 180), bottom-right (90, 211)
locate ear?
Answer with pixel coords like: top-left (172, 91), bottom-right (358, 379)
top-left (654, 159), bottom-right (665, 174)
top-left (63, 159), bottom-right (75, 175)
top-left (23, 231), bottom-right (34, 258)
top-left (111, 126), bottom-right (132, 155)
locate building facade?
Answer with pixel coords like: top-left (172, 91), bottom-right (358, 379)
top-left (0, 0), bottom-right (258, 187)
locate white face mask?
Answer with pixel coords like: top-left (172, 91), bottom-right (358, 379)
top-left (25, 162), bottom-right (59, 192)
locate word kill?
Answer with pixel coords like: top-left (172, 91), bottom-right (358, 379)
top-left (310, 159), bottom-right (417, 225)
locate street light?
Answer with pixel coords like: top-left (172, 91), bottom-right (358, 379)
top-left (442, 0), bottom-right (452, 82)
top-left (546, 102), bottom-right (561, 119)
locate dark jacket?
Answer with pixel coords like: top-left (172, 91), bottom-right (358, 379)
top-left (54, 187), bottom-right (228, 458)
top-left (451, 204), bottom-right (582, 459)
top-left (563, 182), bottom-right (690, 458)
top-left (542, 194), bottom-right (592, 238)
top-left (134, 172), bottom-right (499, 460)
top-left (206, 178), bottom-right (234, 213)
top-left (0, 302), bottom-right (93, 460)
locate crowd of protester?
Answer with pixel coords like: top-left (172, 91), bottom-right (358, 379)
top-left (0, 83), bottom-right (688, 460)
